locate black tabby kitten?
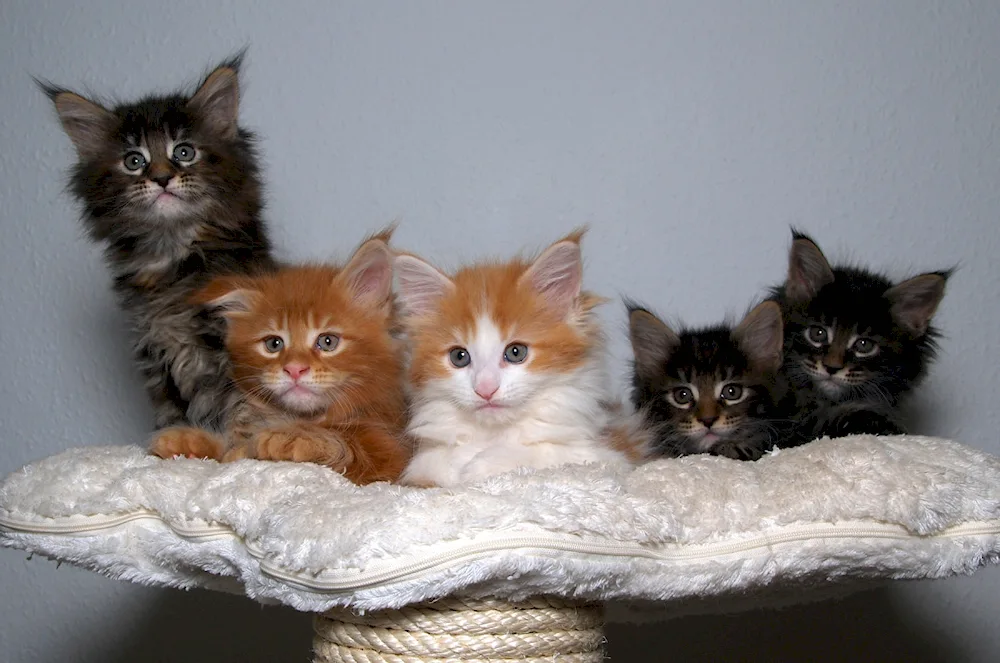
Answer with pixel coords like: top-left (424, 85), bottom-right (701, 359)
top-left (629, 301), bottom-right (786, 461)
top-left (770, 231), bottom-right (947, 440)
top-left (40, 54), bottom-right (275, 431)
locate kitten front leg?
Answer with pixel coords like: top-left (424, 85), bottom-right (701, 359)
top-left (712, 440), bottom-right (766, 462)
top-left (253, 423), bottom-right (354, 469)
top-left (827, 409), bottom-right (905, 437)
top-left (149, 426), bottom-right (225, 460)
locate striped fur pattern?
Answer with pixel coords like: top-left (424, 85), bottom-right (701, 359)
top-left (40, 54), bottom-right (275, 431)
top-left (149, 233), bottom-right (410, 485)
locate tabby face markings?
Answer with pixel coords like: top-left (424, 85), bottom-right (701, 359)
top-left (663, 369), bottom-right (752, 450)
top-left (798, 319), bottom-right (884, 397)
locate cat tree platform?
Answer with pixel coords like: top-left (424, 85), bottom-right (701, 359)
top-left (2, 435), bottom-right (999, 661)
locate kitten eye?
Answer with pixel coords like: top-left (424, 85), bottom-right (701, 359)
top-left (503, 343), bottom-right (528, 364)
top-left (805, 326), bottom-right (829, 346)
top-left (172, 143), bottom-right (196, 163)
top-left (449, 347), bottom-right (471, 368)
top-left (315, 334), bottom-right (339, 352)
top-left (668, 387), bottom-right (694, 408)
top-left (262, 336), bottom-right (284, 353)
top-left (721, 383), bottom-right (744, 402)
top-left (851, 337), bottom-right (879, 357)
top-left (123, 152), bottom-right (147, 172)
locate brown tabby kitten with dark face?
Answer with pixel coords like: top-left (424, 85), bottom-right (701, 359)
top-left (40, 54), bottom-right (275, 431)
top-left (629, 302), bottom-right (787, 461)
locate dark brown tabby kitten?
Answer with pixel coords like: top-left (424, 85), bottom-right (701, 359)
top-left (770, 231), bottom-right (948, 441)
top-left (629, 301), bottom-right (787, 461)
top-left (40, 54), bottom-right (275, 431)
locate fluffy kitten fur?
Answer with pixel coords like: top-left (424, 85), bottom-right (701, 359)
top-left (629, 302), bottom-right (786, 460)
top-left (395, 231), bottom-right (650, 488)
top-left (771, 230), bottom-right (948, 440)
top-left (41, 54), bottom-right (274, 431)
top-left (150, 233), bottom-right (409, 485)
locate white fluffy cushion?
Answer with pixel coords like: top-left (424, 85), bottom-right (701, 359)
top-left (1, 435), bottom-right (999, 615)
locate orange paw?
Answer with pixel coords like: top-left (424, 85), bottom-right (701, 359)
top-left (254, 428), bottom-right (351, 467)
top-left (150, 427), bottom-right (224, 460)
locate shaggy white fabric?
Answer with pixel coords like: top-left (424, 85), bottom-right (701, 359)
top-left (1, 435), bottom-right (999, 617)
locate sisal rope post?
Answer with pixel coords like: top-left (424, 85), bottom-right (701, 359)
top-left (313, 597), bottom-right (606, 662)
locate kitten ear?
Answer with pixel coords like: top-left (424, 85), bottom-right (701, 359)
top-left (192, 276), bottom-right (257, 317)
top-left (628, 305), bottom-right (680, 377)
top-left (187, 60), bottom-right (241, 139)
top-left (885, 272), bottom-right (948, 336)
top-left (786, 231), bottom-right (834, 303)
top-left (521, 231), bottom-right (584, 318)
top-left (733, 301), bottom-right (784, 373)
top-left (394, 254), bottom-right (454, 318)
top-left (338, 235), bottom-right (394, 310)
top-left (41, 86), bottom-right (114, 160)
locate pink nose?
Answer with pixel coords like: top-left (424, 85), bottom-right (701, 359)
top-left (474, 382), bottom-right (499, 401)
top-left (284, 363), bottom-right (310, 381)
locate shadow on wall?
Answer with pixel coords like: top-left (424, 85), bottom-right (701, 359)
top-left (606, 586), bottom-right (968, 662)
top-left (38, 588), bottom-right (313, 663)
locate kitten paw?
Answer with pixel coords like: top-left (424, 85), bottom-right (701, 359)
top-left (150, 427), bottom-right (224, 460)
top-left (830, 411), bottom-right (904, 437)
top-left (712, 441), bottom-right (765, 462)
top-left (254, 428), bottom-right (352, 468)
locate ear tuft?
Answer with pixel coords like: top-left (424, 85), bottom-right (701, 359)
top-left (521, 232), bottom-right (584, 317)
top-left (187, 59), bottom-right (241, 138)
top-left (44, 87), bottom-right (114, 159)
top-left (885, 272), bottom-right (948, 336)
top-left (394, 254), bottom-right (454, 318)
top-left (627, 303), bottom-right (680, 378)
top-left (733, 301), bottom-right (784, 373)
top-left (338, 236), bottom-right (394, 309)
top-left (786, 231), bottom-right (834, 303)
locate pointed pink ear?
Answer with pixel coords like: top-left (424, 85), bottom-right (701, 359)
top-left (885, 272), bottom-right (948, 336)
top-left (394, 254), bottom-right (454, 318)
top-left (187, 62), bottom-right (240, 138)
top-left (628, 306), bottom-right (680, 378)
top-left (521, 236), bottom-right (583, 317)
top-left (338, 237), bottom-right (393, 309)
top-left (733, 301), bottom-right (784, 373)
top-left (49, 91), bottom-right (114, 159)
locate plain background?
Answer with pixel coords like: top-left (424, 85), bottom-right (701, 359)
top-left (1, 1), bottom-right (997, 660)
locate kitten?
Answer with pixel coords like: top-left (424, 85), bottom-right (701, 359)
top-left (395, 231), bottom-right (650, 488)
top-left (628, 302), bottom-right (786, 461)
top-left (40, 54), bottom-right (274, 431)
top-left (149, 233), bottom-right (410, 485)
top-left (770, 230), bottom-right (948, 439)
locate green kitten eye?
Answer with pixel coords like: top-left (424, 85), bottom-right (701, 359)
top-left (503, 343), bottom-right (528, 364)
top-left (670, 387), bottom-right (694, 407)
top-left (263, 336), bottom-right (284, 353)
top-left (851, 337), bottom-right (878, 357)
top-left (721, 383), bottom-right (744, 402)
top-left (316, 334), bottom-right (339, 352)
top-left (806, 325), bottom-right (829, 346)
top-left (123, 151), bottom-right (147, 172)
top-left (449, 347), bottom-right (471, 368)
top-left (172, 143), bottom-right (196, 163)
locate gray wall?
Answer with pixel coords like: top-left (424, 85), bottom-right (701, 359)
top-left (1, 1), bottom-right (997, 660)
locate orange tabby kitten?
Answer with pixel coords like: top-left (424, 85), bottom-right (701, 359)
top-left (150, 233), bottom-right (409, 485)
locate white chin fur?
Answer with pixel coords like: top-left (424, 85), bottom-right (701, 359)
top-left (276, 389), bottom-right (327, 414)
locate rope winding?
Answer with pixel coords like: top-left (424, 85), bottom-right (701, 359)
top-left (313, 597), bottom-right (605, 662)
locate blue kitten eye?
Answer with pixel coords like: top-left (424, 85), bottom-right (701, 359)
top-left (670, 387), bottom-right (694, 406)
top-left (449, 347), bottom-right (471, 368)
top-left (851, 337), bottom-right (878, 357)
top-left (316, 334), bottom-right (339, 352)
top-left (806, 326), bottom-right (828, 346)
top-left (123, 151), bottom-right (147, 172)
top-left (263, 336), bottom-right (284, 353)
top-left (172, 143), bottom-right (196, 163)
top-left (503, 343), bottom-right (528, 364)
top-left (720, 383), bottom-right (744, 402)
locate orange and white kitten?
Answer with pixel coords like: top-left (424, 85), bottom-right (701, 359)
top-left (395, 231), bottom-right (649, 487)
top-left (150, 233), bottom-right (410, 485)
